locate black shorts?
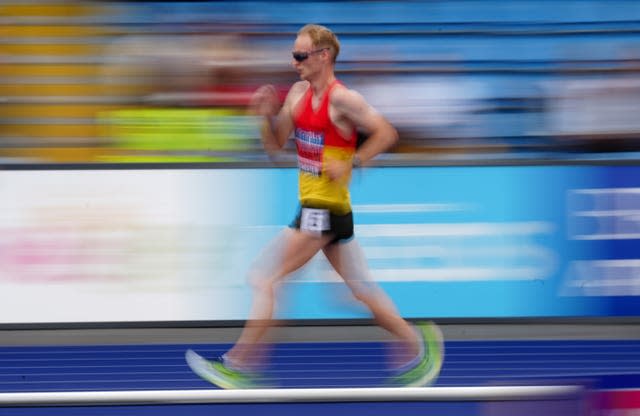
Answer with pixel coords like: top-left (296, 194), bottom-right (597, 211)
top-left (290, 205), bottom-right (354, 244)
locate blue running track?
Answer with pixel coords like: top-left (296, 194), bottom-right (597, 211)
top-left (1, 339), bottom-right (638, 416)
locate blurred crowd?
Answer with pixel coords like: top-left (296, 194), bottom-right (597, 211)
top-left (1, 0), bottom-right (640, 165)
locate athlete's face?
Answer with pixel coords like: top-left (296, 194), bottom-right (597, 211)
top-left (291, 34), bottom-right (323, 80)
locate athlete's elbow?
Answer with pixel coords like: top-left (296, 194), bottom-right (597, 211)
top-left (277, 135), bottom-right (290, 149)
top-left (387, 125), bottom-right (399, 148)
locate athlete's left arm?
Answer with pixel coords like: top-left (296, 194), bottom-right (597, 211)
top-left (332, 87), bottom-right (399, 165)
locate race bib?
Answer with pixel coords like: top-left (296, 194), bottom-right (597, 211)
top-left (300, 208), bottom-right (330, 235)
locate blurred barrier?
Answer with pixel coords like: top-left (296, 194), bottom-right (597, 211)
top-left (0, 385), bottom-right (585, 406)
top-left (0, 385), bottom-right (588, 416)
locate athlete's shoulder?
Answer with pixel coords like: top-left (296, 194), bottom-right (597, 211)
top-left (284, 81), bottom-right (310, 110)
top-left (288, 81), bottom-right (310, 98)
top-left (331, 83), bottom-right (364, 102)
top-left (330, 84), bottom-right (372, 114)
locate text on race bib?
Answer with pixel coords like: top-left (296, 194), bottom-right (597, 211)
top-left (300, 208), bottom-right (330, 234)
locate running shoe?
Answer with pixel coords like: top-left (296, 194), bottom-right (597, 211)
top-left (185, 349), bottom-right (268, 389)
top-left (387, 321), bottom-right (444, 387)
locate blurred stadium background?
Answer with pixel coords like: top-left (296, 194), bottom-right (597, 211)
top-left (2, 0), bottom-right (640, 165)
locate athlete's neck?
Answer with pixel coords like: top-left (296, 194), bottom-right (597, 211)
top-left (309, 72), bottom-right (336, 98)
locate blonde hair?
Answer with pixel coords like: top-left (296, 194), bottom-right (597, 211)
top-left (298, 24), bottom-right (340, 63)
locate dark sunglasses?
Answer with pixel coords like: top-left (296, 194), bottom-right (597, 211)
top-left (292, 48), bottom-right (328, 62)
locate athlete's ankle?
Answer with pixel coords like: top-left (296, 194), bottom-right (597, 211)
top-left (223, 348), bottom-right (265, 373)
top-left (391, 326), bottom-right (425, 372)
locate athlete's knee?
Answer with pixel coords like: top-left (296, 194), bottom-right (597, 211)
top-left (348, 279), bottom-right (379, 304)
top-left (247, 252), bottom-right (283, 290)
top-left (248, 271), bottom-right (271, 292)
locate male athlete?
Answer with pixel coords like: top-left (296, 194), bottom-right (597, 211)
top-left (186, 24), bottom-right (443, 388)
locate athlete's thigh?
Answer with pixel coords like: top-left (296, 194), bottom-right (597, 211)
top-left (271, 227), bottom-right (333, 282)
top-left (323, 239), bottom-right (377, 295)
top-left (249, 229), bottom-right (292, 276)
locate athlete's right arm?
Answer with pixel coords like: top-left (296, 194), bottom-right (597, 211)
top-left (249, 82), bottom-right (305, 153)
